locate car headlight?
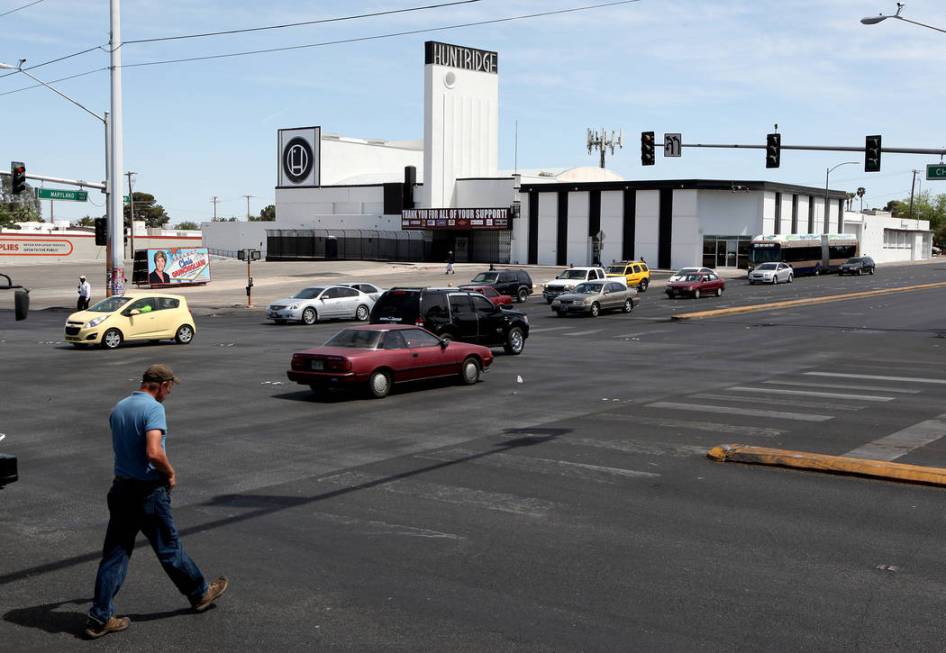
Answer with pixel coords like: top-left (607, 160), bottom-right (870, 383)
top-left (86, 316), bottom-right (107, 328)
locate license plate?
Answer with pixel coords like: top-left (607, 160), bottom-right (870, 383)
top-left (310, 359), bottom-right (324, 371)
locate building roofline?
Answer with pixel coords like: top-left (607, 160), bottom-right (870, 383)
top-left (518, 178), bottom-right (849, 199)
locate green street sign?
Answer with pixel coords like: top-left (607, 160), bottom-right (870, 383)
top-left (927, 164), bottom-right (946, 181)
top-left (36, 188), bottom-right (88, 202)
top-left (123, 195), bottom-right (130, 203)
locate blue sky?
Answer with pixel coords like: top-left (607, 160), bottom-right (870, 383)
top-left (2, 0), bottom-right (943, 224)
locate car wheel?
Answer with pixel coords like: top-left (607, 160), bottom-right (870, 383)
top-left (546, 298), bottom-right (553, 304)
top-left (517, 287), bottom-right (529, 303)
top-left (716, 287), bottom-right (723, 297)
top-left (772, 276), bottom-right (778, 285)
top-left (175, 324), bottom-right (195, 345)
top-left (623, 299), bottom-right (633, 313)
top-left (101, 328), bottom-right (123, 350)
top-left (857, 268), bottom-right (863, 276)
top-left (638, 278), bottom-right (649, 292)
top-left (788, 274), bottom-right (793, 284)
top-left (302, 307), bottom-right (317, 325)
top-left (504, 326), bottom-right (525, 355)
top-left (355, 304), bottom-right (369, 321)
top-left (869, 267), bottom-right (875, 275)
top-left (590, 302), bottom-right (600, 317)
top-left (459, 357), bottom-right (480, 385)
top-left (368, 370), bottom-right (392, 399)
top-left (693, 289), bottom-right (701, 299)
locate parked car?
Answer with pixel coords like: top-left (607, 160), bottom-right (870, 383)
top-left (606, 260), bottom-right (651, 291)
top-left (460, 284), bottom-right (513, 306)
top-left (468, 269), bottom-right (533, 302)
top-left (268, 285), bottom-right (375, 324)
top-left (665, 272), bottom-right (726, 299)
top-left (542, 267), bottom-right (607, 303)
top-left (838, 256), bottom-right (876, 276)
top-left (286, 324), bottom-right (494, 398)
top-left (370, 287), bottom-right (529, 354)
top-left (748, 262), bottom-right (793, 284)
top-left (340, 282), bottom-right (385, 301)
top-left (668, 266), bottom-right (714, 283)
top-left (64, 293), bottom-right (196, 349)
top-left (551, 280), bottom-right (639, 317)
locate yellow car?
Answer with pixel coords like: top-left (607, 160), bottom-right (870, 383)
top-left (64, 293), bottom-right (197, 349)
top-left (606, 260), bottom-right (651, 292)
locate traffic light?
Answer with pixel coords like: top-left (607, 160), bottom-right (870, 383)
top-left (765, 134), bottom-right (780, 169)
top-left (94, 217), bottom-right (108, 246)
top-left (10, 161), bottom-right (26, 195)
top-left (865, 135), bottom-right (882, 172)
top-left (641, 131), bottom-right (655, 166)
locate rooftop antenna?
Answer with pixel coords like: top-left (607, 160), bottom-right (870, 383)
top-left (587, 128), bottom-right (623, 169)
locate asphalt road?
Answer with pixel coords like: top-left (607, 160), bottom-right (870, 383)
top-left (2, 264), bottom-right (946, 651)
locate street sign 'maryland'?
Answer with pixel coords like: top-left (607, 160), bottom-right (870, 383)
top-left (36, 188), bottom-right (88, 202)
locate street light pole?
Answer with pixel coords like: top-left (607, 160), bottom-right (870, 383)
top-left (126, 171), bottom-right (136, 260)
top-left (861, 3), bottom-right (946, 34)
top-left (108, 0), bottom-right (126, 296)
top-left (825, 161), bottom-right (858, 233)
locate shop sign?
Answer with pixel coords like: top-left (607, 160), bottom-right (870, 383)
top-left (401, 208), bottom-right (510, 230)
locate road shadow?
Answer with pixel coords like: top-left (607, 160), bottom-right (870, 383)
top-left (3, 596), bottom-right (201, 637)
top-left (272, 376), bottom-right (471, 403)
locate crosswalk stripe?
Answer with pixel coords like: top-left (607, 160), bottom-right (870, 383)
top-left (845, 414), bottom-right (946, 461)
top-left (690, 393), bottom-right (865, 412)
top-left (593, 413), bottom-right (783, 437)
top-left (613, 330), bottom-right (662, 339)
top-left (646, 401), bottom-right (833, 422)
top-left (417, 448), bottom-right (659, 481)
top-left (762, 379), bottom-right (920, 394)
top-left (727, 386), bottom-right (894, 402)
top-left (527, 326), bottom-right (572, 334)
top-left (805, 372), bottom-right (946, 385)
top-left (562, 329), bottom-right (602, 336)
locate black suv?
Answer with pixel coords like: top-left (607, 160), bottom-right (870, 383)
top-left (369, 287), bottom-right (530, 355)
top-left (468, 269), bottom-right (533, 302)
top-left (838, 256), bottom-right (876, 276)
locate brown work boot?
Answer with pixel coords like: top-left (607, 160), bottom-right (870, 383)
top-left (191, 576), bottom-right (229, 612)
top-left (84, 616), bottom-right (130, 639)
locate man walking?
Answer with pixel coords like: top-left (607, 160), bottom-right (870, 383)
top-left (77, 275), bottom-right (91, 311)
top-left (85, 364), bottom-right (228, 639)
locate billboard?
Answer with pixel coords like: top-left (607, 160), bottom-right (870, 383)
top-left (146, 248), bottom-right (211, 286)
top-left (401, 207), bottom-right (510, 230)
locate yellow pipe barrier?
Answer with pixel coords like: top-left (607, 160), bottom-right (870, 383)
top-left (707, 444), bottom-right (946, 487)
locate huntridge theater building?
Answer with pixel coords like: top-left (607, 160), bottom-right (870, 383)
top-left (203, 41), bottom-right (931, 269)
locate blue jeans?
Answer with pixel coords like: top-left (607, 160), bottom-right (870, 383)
top-left (89, 479), bottom-right (207, 624)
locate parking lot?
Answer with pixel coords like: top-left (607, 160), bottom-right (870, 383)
top-left (2, 260), bottom-right (946, 650)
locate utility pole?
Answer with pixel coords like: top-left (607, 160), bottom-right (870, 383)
top-left (242, 194), bottom-right (254, 221)
top-left (126, 171), bottom-right (136, 259)
top-left (909, 169), bottom-right (919, 222)
top-left (587, 128), bottom-right (623, 168)
top-left (211, 196), bottom-right (220, 221)
top-left (108, 0), bottom-right (126, 296)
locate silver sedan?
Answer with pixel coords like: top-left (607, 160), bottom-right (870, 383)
top-left (551, 280), bottom-right (640, 317)
top-left (749, 262), bottom-right (793, 284)
top-left (268, 285), bottom-right (376, 324)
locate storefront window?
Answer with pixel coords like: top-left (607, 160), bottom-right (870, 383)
top-left (702, 235), bottom-right (753, 268)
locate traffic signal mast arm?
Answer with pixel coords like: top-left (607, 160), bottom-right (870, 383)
top-left (0, 169), bottom-right (105, 191)
top-left (666, 141), bottom-right (946, 156)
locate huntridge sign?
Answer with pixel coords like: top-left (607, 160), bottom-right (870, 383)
top-left (401, 208), bottom-right (510, 230)
top-left (425, 41), bottom-right (498, 74)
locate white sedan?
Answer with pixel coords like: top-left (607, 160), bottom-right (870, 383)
top-left (748, 262), bottom-right (793, 284)
top-left (268, 285), bottom-right (376, 324)
top-left (340, 282), bottom-right (385, 302)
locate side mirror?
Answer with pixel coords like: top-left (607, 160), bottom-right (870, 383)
top-left (320, 297), bottom-right (327, 301)
top-left (129, 309), bottom-right (141, 316)
top-left (439, 338), bottom-right (449, 349)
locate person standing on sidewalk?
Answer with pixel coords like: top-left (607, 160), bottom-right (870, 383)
top-left (77, 275), bottom-right (91, 311)
top-left (445, 250), bottom-right (455, 275)
top-left (85, 364), bottom-right (229, 639)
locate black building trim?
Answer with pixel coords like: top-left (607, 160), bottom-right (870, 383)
top-left (807, 195), bottom-right (815, 232)
top-left (838, 199), bottom-right (844, 233)
top-left (519, 178), bottom-right (848, 200)
top-left (658, 189), bottom-right (672, 269)
top-left (774, 192), bottom-right (782, 235)
top-left (791, 194), bottom-right (799, 233)
top-left (556, 191), bottom-right (568, 266)
top-left (622, 189), bottom-right (636, 260)
top-left (589, 190), bottom-right (601, 237)
top-left (527, 190), bottom-right (538, 265)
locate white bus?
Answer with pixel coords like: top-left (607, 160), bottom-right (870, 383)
top-left (748, 234), bottom-right (857, 275)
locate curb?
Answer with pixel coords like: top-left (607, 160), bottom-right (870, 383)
top-left (672, 280), bottom-right (946, 321)
top-left (707, 444), bottom-right (946, 487)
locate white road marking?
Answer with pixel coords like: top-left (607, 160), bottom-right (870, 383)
top-left (762, 379), bottom-right (920, 395)
top-left (727, 386), bottom-right (894, 402)
top-left (646, 401), bottom-right (833, 422)
top-left (594, 413), bottom-right (783, 437)
top-left (613, 330), bottom-right (662, 339)
top-left (311, 512), bottom-right (463, 540)
top-left (562, 329), bottom-right (603, 337)
top-left (527, 326), bottom-right (572, 334)
top-left (541, 436), bottom-right (707, 458)
top-left (690, 393), bottom-right (865, 412)
top-left (805, 372), bottom-right (946, 385)
top-left (844, 414), bottom-right (946, 461)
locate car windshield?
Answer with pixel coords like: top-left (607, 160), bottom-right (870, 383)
top-left (845, 258), bottom-right (862, 264)
top-left (471, 272), bottom-right (498, 283)
top-left (324, 329), bottom-right (381, 348)
top-left (87, 297), bottom-right (131, 312)
top-left (673, 268), bottom-right (698, 276)
top-left (557, 270), bottom-right (587, 279)
top-left (607, 265), bottom-right (626, 274)
top-left (293, 287), bottom-right (324, 299)
top-left (684, 274), bottom-right (703, 282)
top-left (757, 263), bottom-right (778, 270)
top-left (573, 283), bottom-right (602, 294)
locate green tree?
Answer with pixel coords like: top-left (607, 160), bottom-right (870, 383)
top-left (248, 204), bottom-right (275, 221)
top-left (124, 191), bottom-right (170, 228)
top-left (0, 175), bottom-right (42, 227)
top-left (886, 191), bottom-right (946, 245)
top-left (75, 215), bottom-right (97, 227)
top-left (176, 221), bottom-right (199, 230)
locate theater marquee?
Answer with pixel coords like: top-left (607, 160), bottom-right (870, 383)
top-left (425, 41), bottom-right (498, 74)
top-left (401, 208), bottom-right (510, 230)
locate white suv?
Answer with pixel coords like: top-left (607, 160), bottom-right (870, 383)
top-left (542, 267), bottom-right (607, 303)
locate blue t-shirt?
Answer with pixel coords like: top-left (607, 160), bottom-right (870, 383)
top-left (110, 391), bottom-right (168, 481)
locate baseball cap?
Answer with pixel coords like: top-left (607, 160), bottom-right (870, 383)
top-left (79, 275), bottom-right (86, 280)
top-left (142, 364), bottom-right (181, 384)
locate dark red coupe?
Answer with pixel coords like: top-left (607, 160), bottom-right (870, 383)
top-left (459, 285), bottom-right (513, 306)
top-left (664, 271), bottom-right (726, 299)
top-left (287, 324), bottom-right (494, 398)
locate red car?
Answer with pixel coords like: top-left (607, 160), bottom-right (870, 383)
top-left (287, 324), bottom-right (493, 398)
top-left (459, 285), bottom-right (513, 306)
top-left (664, 271), bottom-right (726, 299)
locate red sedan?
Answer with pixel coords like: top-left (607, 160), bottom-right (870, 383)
top-left (460, 285), bottom-right (513, 306)
top-left (287, 324), bottom-right (494, 398)
top-left (664, 271), bottom-right (726, 299)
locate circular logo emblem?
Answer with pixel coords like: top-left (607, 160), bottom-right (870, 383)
top-left (283, 137), bottom-right (313, 183)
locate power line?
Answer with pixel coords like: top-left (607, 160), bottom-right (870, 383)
top-left (120, 0), bottom-right (641, 69)
top-left (0, 67), bottom-right (106, 96)
top-left (0, 44), bottom-right (105, 79)
top-left (0, 0), bottom-right (45, 19)
top-left (123, 0), bottom-right (483, 45)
